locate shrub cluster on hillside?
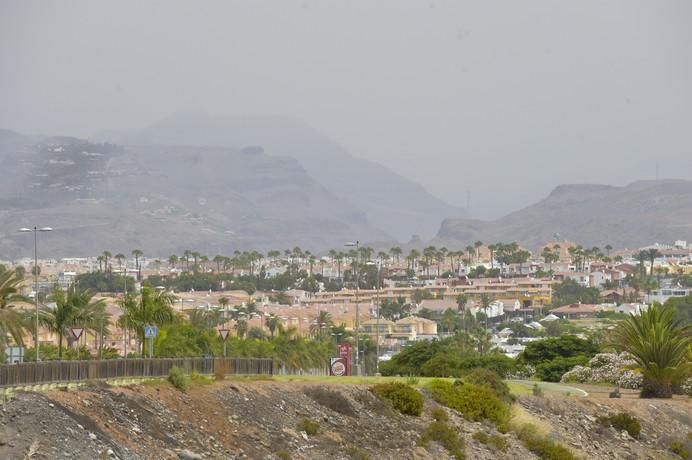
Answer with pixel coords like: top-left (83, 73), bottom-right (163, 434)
top-left (427, 379), bottom-right (510, 426)
top-left (519, 335), bottom-right (599, 382)
top-left (561, 353), bottom-right (643, 389)
top-left (370, 382), bottom-right (424, 416)
top-left (379, 336), bottom-right (519, 378)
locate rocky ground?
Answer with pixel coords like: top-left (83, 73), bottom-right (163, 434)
top-left (0, 378), bottom-right (690, 459)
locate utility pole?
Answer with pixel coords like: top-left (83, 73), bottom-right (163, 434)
top-left (345, 241), bottom-right (360, 375)
top-left (18, 226), bottom-right (52, 362)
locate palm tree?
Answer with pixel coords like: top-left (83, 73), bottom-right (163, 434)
top-left (131, 249), bottom-right (144, 280)
top-left (390, 247), bottom-right (402, 264)
top-left (480, 293), bottom-right (491, 329)
top-left (102, 251), bottom-right (112, 272)
top-left (643, 248), bottom-right (662, 278)
top-left (610, 305), bottom-right (691, 398)
top-left (96, 255), bottom-right (105, 272)
top-left (310, 310), bottom-right (333, 338)
top-left (168, 255), bottom-right (178, 270)
top-left (40, 288), bottom-right (107, 359)
top-left (183, 250), bottom-right (192, 271)
top-left (115, 253), bottom-right (126, 275)
top-left (118, 286), bottom-right (175, 354)
top-left (265, 314), bottom-right (280, 337)
top-left (234, 319), bottom-right (248, 339)
top-left (335, 252), bottom-right (344, 279)
top-left (455, 294), bottom-right (468, 313)
top-left (0, 265), bottom-right (30, 355)
top-left (474, 241), bottom-right (483, 260)
top-left (488, 244), bottom-right (497, 269)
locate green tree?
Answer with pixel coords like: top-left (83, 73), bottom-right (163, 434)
top-left (520, 335), bottom-right (599, 366)
top-left (455, 294), bottom-right (468, 313)
top-left (551, 279), bottom-right (600, 306)
top-left (118, 286), bottom-right (175, 354)
top-left (234, 319), bottom-right (248, 339)
top-left (610, 304), bottom-right (691, 398)
top-left (131, 249), bottom-right (144, 280)
top-left (40, 288), bottom-right (107, 359)
top-left (310, 310), bottom-right (332, 338)
top-left (0, 265), bottom-right (30, 355)
top-left (102, 251), bottom-right (112, 272)
top-left (114, 253), bottom-right (126, 274)
top-left (265, 314), bottom-right (280, 337)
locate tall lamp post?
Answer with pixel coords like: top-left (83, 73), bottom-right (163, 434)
top-left (18, 226), bottom-right (53, 362)
top-left (366, 260), bottom-right (382, 375)
top-left (345, 241), bottom-right (360, 375)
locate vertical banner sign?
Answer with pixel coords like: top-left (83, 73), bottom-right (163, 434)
top-left (335, 342), bottom-right (352, 376)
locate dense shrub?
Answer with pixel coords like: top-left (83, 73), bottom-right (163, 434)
top-left (303, 387), bottom-right (356, 416)
top-left (427, 379), bottom-right (510, 426)
top-left (514, 424), bottom-right (575, 460)
top-left (520, 335), bottom-right (599, 366)
top-left (597, 413), bottom-right (641, 438)
top-left (472, 431), bottom-right (507, 451)
top-left (299, 418), bottom-right (320, 435)
top-left (431, 407), bottom-right (448, 422)
top-left (535, 356), bottom-right (589, 382)
top-left (379, 337), bottom-right (518, 378)
top-left (420, 421), bottom-right (465, 460)
top-left (167, 366), bottom-right (188, 391)
top-left (671, 440), bottom-right (690, 459)
top-left (561, 352), bottom-right (643, 389)
top-left (463, 368), bottom-right (514, 404)
top-left (370, 383), bottom-right (424, 416)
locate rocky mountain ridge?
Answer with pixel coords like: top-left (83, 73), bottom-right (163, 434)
top-left (435, 180), bottom-right (692, 250)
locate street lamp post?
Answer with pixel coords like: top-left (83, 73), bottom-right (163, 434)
top-left (345, 241), bottom-right (360, 375)
top-left (18, 226), bottom-right (53, 362)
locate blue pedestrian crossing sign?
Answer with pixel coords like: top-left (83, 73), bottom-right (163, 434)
top-left (144, 325), bottom-right (158, 338)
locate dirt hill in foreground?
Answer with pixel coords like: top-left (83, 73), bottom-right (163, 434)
top-left (0, 380), bottom-right (690, 459)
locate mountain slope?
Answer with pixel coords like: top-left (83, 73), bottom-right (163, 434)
top-left (0, 136), bottom-right (388, 258)
top-left (434, 180), bottom-right (692, 249)
top-left (99, 112), bottom-right (464, 240)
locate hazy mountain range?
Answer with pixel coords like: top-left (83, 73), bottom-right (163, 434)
top-left (2, 117), bottom-right (690, 259)
top-left (434, 180), bottom-right (692, 250)
top-left (96, 113), bottom-right (465, 242)
top-left (0, 117), bottom-right (463, 258)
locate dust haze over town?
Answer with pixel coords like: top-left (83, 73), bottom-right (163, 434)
top-left (2, 0), bottom-right (690, 224)
top-left (3, 4), bottom-right (692, 460)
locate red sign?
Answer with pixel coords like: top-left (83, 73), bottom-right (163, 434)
top-left (218, 329), bottom-right (230, 341)
top-left (337, 343), bottom-right (351, 357)
top-left (333, 343), bottom-right (352, 376)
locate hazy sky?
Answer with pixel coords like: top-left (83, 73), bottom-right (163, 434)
top-left (1, 1), bottom-right (691, 219)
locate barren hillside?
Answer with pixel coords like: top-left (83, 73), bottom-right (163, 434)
top-left (1, 379), bottom-right (689, 459)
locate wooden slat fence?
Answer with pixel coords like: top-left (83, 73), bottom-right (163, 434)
top-left (0, 357), bottom-right (273, 387)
